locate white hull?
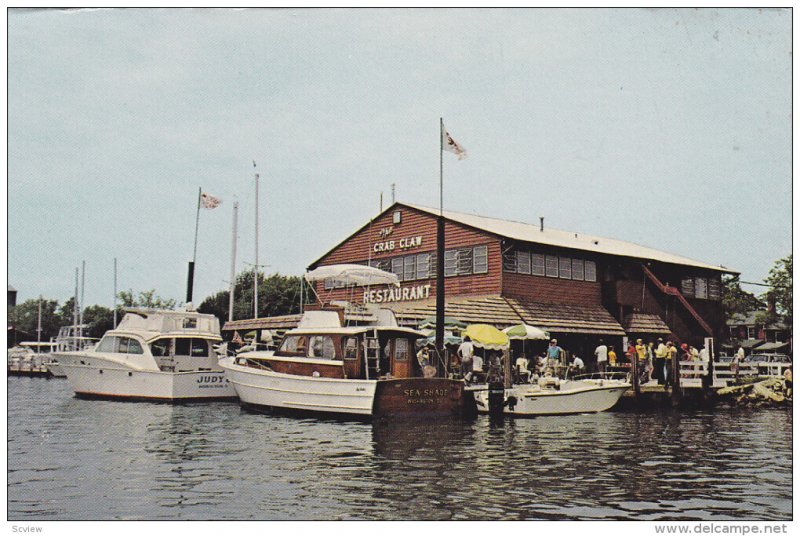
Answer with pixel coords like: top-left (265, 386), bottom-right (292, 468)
top-left (220, 356), bottom-right (377, 415)
top-left (475, 379), bottom-right (630, 416)
top-left (44, 361), bottom-right (66, 378)
top-left (59, 354), bottom-right (236, 401)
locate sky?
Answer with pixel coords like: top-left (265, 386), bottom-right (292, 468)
top-left (7, 8), bottom-right (792, 309)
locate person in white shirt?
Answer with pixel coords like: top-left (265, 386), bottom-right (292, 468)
top-left (515, 354), bottom-right (531, 383)
top-left (458, 336), bottom-right (475, 382)
top-left (568, 355), bottom-right (585, 378)
top-left (594, 340), bottom-right (608, 378)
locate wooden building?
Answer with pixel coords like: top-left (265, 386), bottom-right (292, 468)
top-left (305, 202), bottom-right (735, 364)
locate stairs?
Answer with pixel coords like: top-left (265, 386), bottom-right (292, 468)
top-left (641, 264), bottom-right (713, 336)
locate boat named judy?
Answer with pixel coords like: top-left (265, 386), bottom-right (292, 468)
top-left (54, 307), bottom-right (237, 402)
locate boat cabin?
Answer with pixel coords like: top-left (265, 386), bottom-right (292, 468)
top-left (92, 309), bottom-right (223, 373)
top-left (238, 307), bottom-right (430, 380)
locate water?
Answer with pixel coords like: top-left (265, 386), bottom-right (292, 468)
top-left (7, 377), bottom-right (792, 521)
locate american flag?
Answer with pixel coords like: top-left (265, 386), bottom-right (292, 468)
top-left (442, 127), bottom-right (467, 160)
top-left (200, 192), bottom-right (222, 209)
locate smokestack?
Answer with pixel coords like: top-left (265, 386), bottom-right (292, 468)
top-left (539, 217), bottom-right (544, 232)
top-left (767, 293), bottom-right (776, 314)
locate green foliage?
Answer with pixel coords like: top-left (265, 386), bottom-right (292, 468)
top-left (117, 289), bottom-right (177, 310)
top-left (198, 271), bottom-right (311, 327)
top-left (7, 298), bottom-right (61, 341)
top-left (722, 275), bottom-right (764, 321)
top-left (764, 253), bottom-right (792, 326)
top-left (81, 305), bottom-right (115, 339)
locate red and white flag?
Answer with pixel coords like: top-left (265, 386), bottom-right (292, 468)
top-left (200, 191), bottom-right (222, 209)
top-left (442, 126), bottom-right (467, 160)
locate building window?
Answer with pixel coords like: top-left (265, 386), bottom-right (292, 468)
top-left (416, 253), bottom-right (430, 280)
top-left (708, 278), bottom-right (721, 301)
top-left (516, 251), bottom-right (531, 274)
top-left (747, 326), bottom-right (756, 339)
top-left (681, 277), bottom-right (695, 297)
top-left (428, 253), bottom-right (437, 278)
top-left (444, 250), bottom-right (458, 277)
top-left (571, 259), bottom-right (584, 281)
top-left (545, 256), bottom-right (559, 278)
top-left (695, 277), bottom-right (708, 299)
top-left (392, 257), bottom-right (404, 281)
top-left (403, 255), bottom-right (416, 282)
top-left (531, 253), bottom-right (545, 276)
top-left (457, 248), bottom-right (473, 275)
top-left (503, 251), bottom-right (517, 273)
top-left (393, 211), bottom-right (401, 224)
top-left (473, 245), bottom-right (488, 274)
top-left (559, 257), bottom-right (572, 279)
top-left (584, 260), bottom-right (597, 282)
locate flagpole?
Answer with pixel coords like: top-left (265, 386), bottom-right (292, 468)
top-left (435, 118), bottom-right (446, 375)
top-left (187, 186), bottom-right (201, 304)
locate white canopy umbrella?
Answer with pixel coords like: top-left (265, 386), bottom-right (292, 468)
top-left (502, 324), bottom-right (550, 340)
top-left (304, 264), bottom-right (400, 287)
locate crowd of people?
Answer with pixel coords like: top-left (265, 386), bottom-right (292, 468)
top-left (420, 334), bottom-right (717, 387)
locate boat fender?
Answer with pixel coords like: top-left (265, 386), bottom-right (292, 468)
top-left (312, 371), bottom-right (320, 377)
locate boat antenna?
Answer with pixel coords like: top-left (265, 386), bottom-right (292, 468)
top-left (229, 201), bottom-right (239, 322)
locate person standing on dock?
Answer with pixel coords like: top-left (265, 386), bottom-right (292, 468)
top-left (458, 336), bottom-right (474, 383)
top-left (646, 341), bottom-right (656, 382)
top-left (547, 339), bottom-right (563, 373)
top-left (608, 346), bottom-right (617, 367)
top-left (655, 338), bottom-right (667, 385)
top-left (665, 341), bottom-right (677, 389)
top-left (594, 340), bottom-right (608, 378)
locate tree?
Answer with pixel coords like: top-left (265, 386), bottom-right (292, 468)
top-left (7, 298), bottom-right (61, 342)
top-left (764, 253), bottom-right (792, 327)
top-left (722, 274), bottom-right (764, 321)
top-left (81, 305), bottom-right (115, 339)
top-left (198, 271), bottom-right (308, 327)
top-left (117, 289), bottom-right (177, 310)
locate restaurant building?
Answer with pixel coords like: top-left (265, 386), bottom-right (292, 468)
top-left (301, 202), bottom-right (736, 363)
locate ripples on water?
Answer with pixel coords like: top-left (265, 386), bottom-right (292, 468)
top-left (7, 377), bottom-right (792, 520)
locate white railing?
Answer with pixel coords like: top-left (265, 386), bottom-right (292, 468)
top-left (711, 360), bottom-right (791, 388)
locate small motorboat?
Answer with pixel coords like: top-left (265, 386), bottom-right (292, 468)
top-left (473, 375), bottom-right (630, 416)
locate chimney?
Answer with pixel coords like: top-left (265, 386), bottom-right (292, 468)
top-left (539, 217), bottom-right (544, 232)
top-left (767, 293), bottom-right (776, 314)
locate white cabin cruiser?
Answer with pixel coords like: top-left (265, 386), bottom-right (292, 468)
top-left (44, 325), bottom-right (99, 378)
top-left (54, 308), bottom-right (236, 402)
top-left (473, 376), bottom-right (630, 416)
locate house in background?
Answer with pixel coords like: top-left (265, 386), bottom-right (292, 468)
top-left (726, 310), bottom-right (791, 356)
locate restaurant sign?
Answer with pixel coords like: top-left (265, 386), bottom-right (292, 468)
top-left (363, 283), bottom-right (431, 304)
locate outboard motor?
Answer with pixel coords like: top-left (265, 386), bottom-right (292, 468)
top-left (487, 380), bottom-right (505, 417)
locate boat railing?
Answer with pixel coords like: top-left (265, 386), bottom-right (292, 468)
top-left (571, 371), bottom-right (631, 383)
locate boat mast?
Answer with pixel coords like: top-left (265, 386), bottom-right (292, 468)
top-left (113, 258), bottom-right (118, 328)
top-left (36, 295), bottom-right (42, 347)
top-left (73, 267), bottom-right (79, 349)
top-left (229, 201), bottom-right (239, 322)
top-left (80, 260), bottom-right (85, 339)
top-left (253, 162), bottom-right (260, 319)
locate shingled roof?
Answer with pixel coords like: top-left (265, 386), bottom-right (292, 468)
top-left (387, 295), bottom-right (626, 336)
top-left (622, 313), bottom-right (672, 335)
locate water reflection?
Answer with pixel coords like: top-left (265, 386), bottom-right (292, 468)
top-left (7, 378), bottom-right (793, 521)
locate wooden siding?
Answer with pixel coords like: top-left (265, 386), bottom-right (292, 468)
top-left (502, 272), bottom-right (602, 306)
top-left (312, 206), bottom-right (502, 303)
